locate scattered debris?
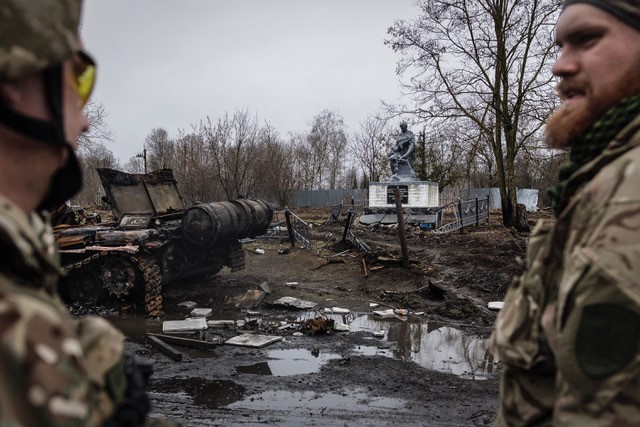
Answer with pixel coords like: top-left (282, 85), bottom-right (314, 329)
top-left (258, 281), bottom-right (272, 294)
top-left (488, 301), bottom-right (504, 311)
top-left (207, 320), bottom-right (236, 328)
top-left (292, 332), bottom-right (304, 337)
top-left (177, 301), bottom-right (198, 309)
top-left (236, 320), bottom-right (246, 328)
top-left (147, 335), bottom-right (183, 361)
top-left (369, 303), bottom-right (379, 308)
top-left (190, 308), bottom-right (213, 318)
top-left (285, 281), bottom-right (299, 288)
top-left (237, 289), bottom-right (266, 309)
top-left (393, 308), bottom-right (408, 316)
top-left (162, 317), bottom-right (208, 334)
top-left (324, 307), bottom-right (350, 314)
top-left (148, 333), bottom-right (223, 350)
top-left (303, 317), bottom-right (335, 335)
top-left (333, 323), bottom-right (350, 332)
top-left (372, 309), bottom-right (396, 318)
top-left (255, 248), bottom-right (265, 254)
top-left (271, 296), bottom-right (318, 310)
top-left (277, 248), bottom-right (291, 255)
top-left (225, 333), bottom-right (283, 348)
top-left (373, 331), bottom-right (385, 338)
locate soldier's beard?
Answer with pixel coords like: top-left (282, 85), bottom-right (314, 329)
top-left (546, 102), bottom-right (590, 149)
top-left (545, 81), bottom-right (604, 149)
top-left (545, 74), bottom-right (640, 149)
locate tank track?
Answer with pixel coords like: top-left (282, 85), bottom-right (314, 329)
top-left (63, 250), bottom-right (163, 316)
top-left (135, 254), bottom-right (163, 317)
top-left (228, 240), bottom-right (245, 272)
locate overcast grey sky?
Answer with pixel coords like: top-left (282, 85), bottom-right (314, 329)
top-left (81, 1), bottom-right (418, 163)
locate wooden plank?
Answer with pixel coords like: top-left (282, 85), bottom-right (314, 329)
top-left (147, 335), bottom-right (183, 361)
top-left (147, 333), bottom-right (222, 350)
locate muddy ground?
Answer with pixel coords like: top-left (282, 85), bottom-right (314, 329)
top-left (107, 208), bottom-right (544, 426)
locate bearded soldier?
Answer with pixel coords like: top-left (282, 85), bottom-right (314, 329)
top-left (492, 0), bottom-right (640, 425)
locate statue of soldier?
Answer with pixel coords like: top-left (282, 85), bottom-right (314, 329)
top-left (388, 121), bottom-right (416, 180)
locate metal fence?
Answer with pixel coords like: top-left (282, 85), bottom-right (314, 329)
top-left (433, 196), bottom-right (491, 234)
top-left (290, 189), bottom-right (368, 207)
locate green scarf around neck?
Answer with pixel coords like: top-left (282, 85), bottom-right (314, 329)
top-left (548, 95), bottom-right (640, 215)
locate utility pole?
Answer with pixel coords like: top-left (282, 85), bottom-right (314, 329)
top-left (136, 147), bottom-right (147, 174)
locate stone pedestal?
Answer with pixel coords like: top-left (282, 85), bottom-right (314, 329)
top-left (368, 181), bottom-right (439, 209)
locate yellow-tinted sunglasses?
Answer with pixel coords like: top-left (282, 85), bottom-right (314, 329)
top-left (72, 51), bottom-right (96, 107)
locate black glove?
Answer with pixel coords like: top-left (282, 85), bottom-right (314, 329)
top-left (103, 354), bottom-right (153, 427)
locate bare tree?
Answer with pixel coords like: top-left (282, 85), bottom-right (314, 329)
top-left (74, 142), bottom-right (118, 207)
top-left (305, 110), bottom-right (348, 189)
top-left (415, 126), bottom-right (466, 192)
top-left (201, 109), bottom-right (262, 200)
top-left (252, 125), bottom-right (297, 207)
top-left (386, 0), bottom-right (561, 227)
top-left (77, 100), bottom-right (114, 154)
top-left (351, 115), bottom-right (392, 183)
top-left (145, 128), bottom-right (175, 171)
top-left (173, 130), bottom-right (215, 204)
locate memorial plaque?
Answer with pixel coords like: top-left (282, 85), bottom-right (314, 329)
top-left (387, 185), bottom-right (408, 204)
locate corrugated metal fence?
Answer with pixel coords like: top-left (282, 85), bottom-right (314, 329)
top-left (290, 189), bottom-right (368, 207)
top-left (290, 187), bottom-right (539, 211)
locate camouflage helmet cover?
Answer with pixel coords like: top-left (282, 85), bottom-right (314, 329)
top-left (0, 0), bottom-right (82, 82)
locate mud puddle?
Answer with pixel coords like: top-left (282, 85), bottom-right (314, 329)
top-left (298, 311), bottom-right (498, 380)
top-left (150, 378), bottom-right (245, 409)
top-left (106, 309), bottom-right (497, 381)
top-left (227, 388), bottom-right (406, 411)
top-left (235, 348), bottom-right (341, 376)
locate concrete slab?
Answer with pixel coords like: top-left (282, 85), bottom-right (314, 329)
top-left (177, 301), bottom-right (197, 309)
top-left (225, 333), bottom-right (283, 348)
top-left (488, 301), bottom-right (504, 311)
top-left (237, 289), bottom-right (266, 309)
top-left (162, 317), bottom-right (208, 334)
top-left (190, 308), bottom-right (213, 318)
top-left (272, 297), bottom-right (318, 310)
top-left (324, 307), bottom-right (350, 314)
top-left (207, 320), bottom-right (236, 328)
top-left (258, 281), bottom-right (272, 294)
top-left (372, 309), bottom-right (396, 318)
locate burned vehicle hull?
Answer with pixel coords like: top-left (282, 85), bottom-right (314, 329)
top-left (55, 168), bottom-right (273, 316)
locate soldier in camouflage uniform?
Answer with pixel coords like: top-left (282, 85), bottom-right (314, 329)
top-left (492, 0), bottom-right (640, 425)
top-left (0, 1), bottom-right (151, 425)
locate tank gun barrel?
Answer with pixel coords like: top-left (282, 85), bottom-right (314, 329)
top-left (181, 199), bottom-right (273, 244)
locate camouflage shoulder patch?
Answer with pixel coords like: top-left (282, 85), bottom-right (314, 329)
top-left (576, 304), bottom-right (640, 379)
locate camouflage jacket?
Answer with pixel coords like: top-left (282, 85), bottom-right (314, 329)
top-left (492, 113), bottom-right (640, 426)
top-left (0, 196), bottom-right (125, 426)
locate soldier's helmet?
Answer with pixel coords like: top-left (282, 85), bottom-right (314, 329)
top-left (0, 0), bottom-right (82, 82)
top-left (0, 0), bottom-right (86, 211)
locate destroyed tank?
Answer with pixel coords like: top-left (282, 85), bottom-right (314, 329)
top-left (55, 168), bottom-right (273, 316)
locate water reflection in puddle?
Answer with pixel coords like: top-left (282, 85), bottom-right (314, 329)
top-left (150, 378), bottom-right (245, 408)
top-left (105, 310), bottom-right (497, 380)
top-left (300, 312), bottom-right (498, 380)
top-left (227, 388), bottom-right (405, 411)
top-left (236, 348), bottom-right (341, 376)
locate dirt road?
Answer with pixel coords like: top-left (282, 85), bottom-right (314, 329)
top-left (111, 209), bottom-right (532, 426)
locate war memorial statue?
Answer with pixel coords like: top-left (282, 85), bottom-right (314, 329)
top-left (388, 121), bottom-right (417, 181)
top-left (363, 119), bottom-right (439, 226)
